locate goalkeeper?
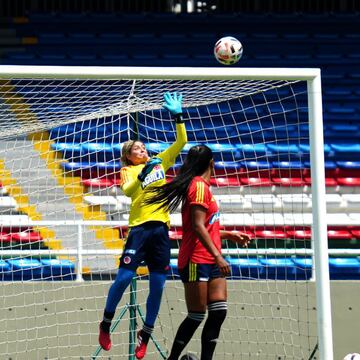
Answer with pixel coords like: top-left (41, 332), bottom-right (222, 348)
top-left (98, 92), bottom-right (187, 359)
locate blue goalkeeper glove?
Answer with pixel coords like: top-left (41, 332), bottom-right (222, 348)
top-left (137, 157), bottom-right (162, 182)
top-left (163, 91), bottom-right (184, 123)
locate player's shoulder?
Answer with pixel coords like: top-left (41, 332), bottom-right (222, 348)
top-left (189, 176), bottom-right (210, 192)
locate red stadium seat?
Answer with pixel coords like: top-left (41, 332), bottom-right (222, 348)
top-left (82, 178), bottom-right (114, 188)
top-left (210, 177), bottom-right (242, 187)
top-left (254, 229), bottom-right (287, 239)
top-left (240, 177), bottom-right (273, 186)
top-left (304, 177), bottom-right (338, 186)
top-left (287, 229), bottom-right (312, 239)
top-left (327, 229), bottom-right (352, 239)
top-left (350, 230), bottom-right (360, 239)
top-left (10, 231), bottom-right (43, 243)
top-left (271, 177), bottom-right (305, 187)
top-left (0, 232), bottom-right (11, 242)
top-left (336, 177), bottom-right (360, 186)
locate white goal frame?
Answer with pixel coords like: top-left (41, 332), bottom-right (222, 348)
top-left (0, 65), bottom-right (333, 360)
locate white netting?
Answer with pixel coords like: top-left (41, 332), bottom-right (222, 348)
top-left (0, 71), bottom-right (319, 359)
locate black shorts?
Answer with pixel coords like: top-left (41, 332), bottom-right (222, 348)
top-left (120, 221), bottom-right (170, 273)
top-left (179, 262), bottom-right (222, 283)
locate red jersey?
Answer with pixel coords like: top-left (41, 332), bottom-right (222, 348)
top-left (178, 176), bottom-right (221, 269)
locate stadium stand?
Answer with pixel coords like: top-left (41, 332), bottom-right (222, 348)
top-left (0, 8), bottom-right (360, 280)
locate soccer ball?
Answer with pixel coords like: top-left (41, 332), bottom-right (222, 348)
top-left (343, 353), bottom-right (360, 360)
top-left (214, 36), bottom-right (243, 65)
top-left (180, 353), bottom-right (199, 360)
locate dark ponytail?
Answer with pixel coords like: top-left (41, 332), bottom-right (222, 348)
top-left (145, 145), bottom-right (213, 212)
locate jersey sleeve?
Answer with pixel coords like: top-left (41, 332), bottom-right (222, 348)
top-left (157, 123), bottom-right (187, 171)
top-left (120, 166), bottom-right (141, 197)
top-left (187, 179), bottom-right (211, 209)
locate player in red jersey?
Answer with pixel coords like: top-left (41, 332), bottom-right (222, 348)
top-left (146, 145), bottom-right (251, 360)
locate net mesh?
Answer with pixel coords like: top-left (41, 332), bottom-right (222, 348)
top-left (0, 74), bottom-right (318, 359)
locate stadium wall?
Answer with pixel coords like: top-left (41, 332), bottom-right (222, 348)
top-left (1, 281), bottom-right (359, 359)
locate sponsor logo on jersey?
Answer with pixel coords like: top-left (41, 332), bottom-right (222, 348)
top-left (209, 211), bottom-right (221, 224)
top-left (124, 249), bottom-right (136, 255)
top-left (141, 166), bottom-right (165, 189)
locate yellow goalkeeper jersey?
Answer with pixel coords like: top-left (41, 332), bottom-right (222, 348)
top-left (120, 123), bottom-right (187, 228)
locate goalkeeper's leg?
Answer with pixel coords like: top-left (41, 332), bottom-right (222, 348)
top-left (135, 271), bottom-right (167, 359)
top-left (99, 267), bottom-right (135, 351)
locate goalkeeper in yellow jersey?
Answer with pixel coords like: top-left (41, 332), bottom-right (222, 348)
top-left (99, 92), bottom-right (187, 359)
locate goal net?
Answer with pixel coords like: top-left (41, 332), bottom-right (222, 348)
top-left (0, 66), bottom-right (331, 360)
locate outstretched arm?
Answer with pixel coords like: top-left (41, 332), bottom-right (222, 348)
top-left (157, 92), bottom-right (188, 169)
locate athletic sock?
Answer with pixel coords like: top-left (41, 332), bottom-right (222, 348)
top-left (139, 323), bottom-right (154, 344)
top-left (100, 310), bottom-right (115, 333)
top-left (168, 312), bottom-right (205, 360)
top-left (200, 301), bottom-right (227, 360)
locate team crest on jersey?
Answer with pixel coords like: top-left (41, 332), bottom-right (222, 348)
top-left (123, 256), bottom-right (132, 264)
top-left (141, 166), bottom-right (165, 189)
top-left (209, 211), bottom-right (220, 224)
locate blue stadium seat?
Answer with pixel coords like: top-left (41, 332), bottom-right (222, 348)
top-left (236, 143), bottom-right (268, 156)
top-left (241, 160), bottom-right (273, 170)
top-left (228, 258), bottom-right (263, 279)
top-left (7, 259), bottom-right (42, 280)
top-left (0, 260), bottom-right (11, 280)
top-left (330, 143), bottom-right (360, 154)
top-left (168, 258), bottom-right (179, 278)
top-left (41, 259), bottom-right (75, 280)
top-left (328, 258), bottom-right (360, 280)
top-left (291, 258), bottom-right (312, 280)
top-left (304, 160), bottom-right (337, 169)
top-left (214, 161), bottom-right (242, 174)
top-left (259, 258), bottom-right (296, 280)
top-left (336, 161), bottom-right (360, 169)
top-left (272, 161), bottom-right (304, 169)
top-left (266, 144), bottom-right (300, 154)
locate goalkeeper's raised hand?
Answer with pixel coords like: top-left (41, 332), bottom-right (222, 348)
top-left (163, 91), bottom-right (183, 123)
top-left (137, 157), bottom-right (162, 182)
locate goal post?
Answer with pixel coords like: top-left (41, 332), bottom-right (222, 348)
top-left (0, 65), bottom-right (333, 360)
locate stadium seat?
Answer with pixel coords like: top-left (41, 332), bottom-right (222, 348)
top-left (7, 258), bottom-right (43, 280)
top-left (240, 177), bottom-right (273, 186)
top-left (214, 161), bottom-right (242, 175)
top-left (291, 258), bottom-right (312, 280)
top-left (10, 231), bottom-right (43, 243)
top-left (336, 177), bottom-right (360, 186)
top-left (277, 194), bottom-right (311, 212)
top-left (286, 229), bottom-right (312, 239)
top-left (210, 177), bottom-right (242, 187)
top-left (228, 258), bottom-right (263, 279)
top-left (328, 258), bottom-right (360, 280)
top-left (271, 177), bottom-right (306, 187)
top-left (254, 229), bottom-right (287, 239)
top-left (327, 229), bottom-right (353, 239)
top-left (168, 258), bottom-right (179, 278)
top-left (259, 258), bottom-right (296, 280)
top-left (350, 230), bottom-right (360, 239)
top-left (41, 259), bottom-right (76, 280)
top-left (82, 178), bottom-right (114, 188)
top-left (0, 260), bottom-right (11, 280)
top-left (330, 143), bottom-right (360, 155)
